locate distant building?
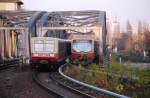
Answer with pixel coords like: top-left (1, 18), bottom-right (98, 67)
top-left (113, 17), bottom-right (120, 52)
top-left (106, 18), bottom-right (113, 49)
top-left (0, 0), bottom-right (23, 11)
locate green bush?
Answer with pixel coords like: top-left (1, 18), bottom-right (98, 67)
top-left (65, 54), bottom-right (150, 97)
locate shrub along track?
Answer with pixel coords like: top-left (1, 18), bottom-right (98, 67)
top-left (49, 72), bottom-right (108, 98)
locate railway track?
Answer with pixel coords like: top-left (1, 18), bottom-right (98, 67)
top-left (49, 72), bottom-right (104, 98)
top-left (33, 63), bottom-right (129, 98)
top-left (59, 64), bottom-right (130, 98)
top-left (0, 58), bottom-right (19, 70)
top-left (33, 71), bottom-right (95, 98)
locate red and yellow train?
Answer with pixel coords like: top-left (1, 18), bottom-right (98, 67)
top-left (69, 32), bottom-right (99, 63)
top-left (30, 37), bottom-right (70, 70)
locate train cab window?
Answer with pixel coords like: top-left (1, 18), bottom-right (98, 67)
top-left (34, 40), bottom-right (44, 52)
top-left (73, 40), bottom-right (92, 52)
top-left (45, 40), bottom-right (54, 53)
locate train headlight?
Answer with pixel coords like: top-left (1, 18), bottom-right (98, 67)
top-left (50, 54), bottom-right (54, 57)
top-left (34, 54), bottom-right (38, 56)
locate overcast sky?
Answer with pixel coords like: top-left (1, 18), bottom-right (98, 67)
top-left (22, 0), bottom-right (150, 29)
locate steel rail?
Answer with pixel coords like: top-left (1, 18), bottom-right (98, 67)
top-left (32, 72), bottom-right (66, 98)
top-left (49, 72), bottom-right (95, 98)
top-left (59, 64), bottom-right (130, 98)
top-left (33, 71), bottom-right (94, 98)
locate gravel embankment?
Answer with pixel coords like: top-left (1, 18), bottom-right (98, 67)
top-left (0, 66), bottom-right (55, 98)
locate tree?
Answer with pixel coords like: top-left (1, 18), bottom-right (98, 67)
top-left (144, 31), bottom-right (150, 52)
top-left (125, 20), bottom-right (133, 50)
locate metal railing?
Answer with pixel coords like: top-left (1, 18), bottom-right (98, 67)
top-left (59, 64), bottom-right (130, 98)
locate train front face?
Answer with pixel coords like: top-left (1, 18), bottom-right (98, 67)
top-left (31, 37), bottom-right (58, 65)
top-left (71, 39), bottom-right (94, 60)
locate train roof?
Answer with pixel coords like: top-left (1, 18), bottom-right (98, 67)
top-left (68, 33), bottom-right (96, 40)
top-left (31, 37), bottom-right (71, 42)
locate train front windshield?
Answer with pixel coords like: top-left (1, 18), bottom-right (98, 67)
top-left (73, 40), bottom-right (92, 52)
top-left (34, 40), bottom-right (44, 52)
top-left (45, 40), bottom-right (55, 53)
top-left (34, 40), bottom-right (54, 53)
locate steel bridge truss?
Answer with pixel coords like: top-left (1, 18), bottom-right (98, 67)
top-left (0, 10), bottom-right (107, 65)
